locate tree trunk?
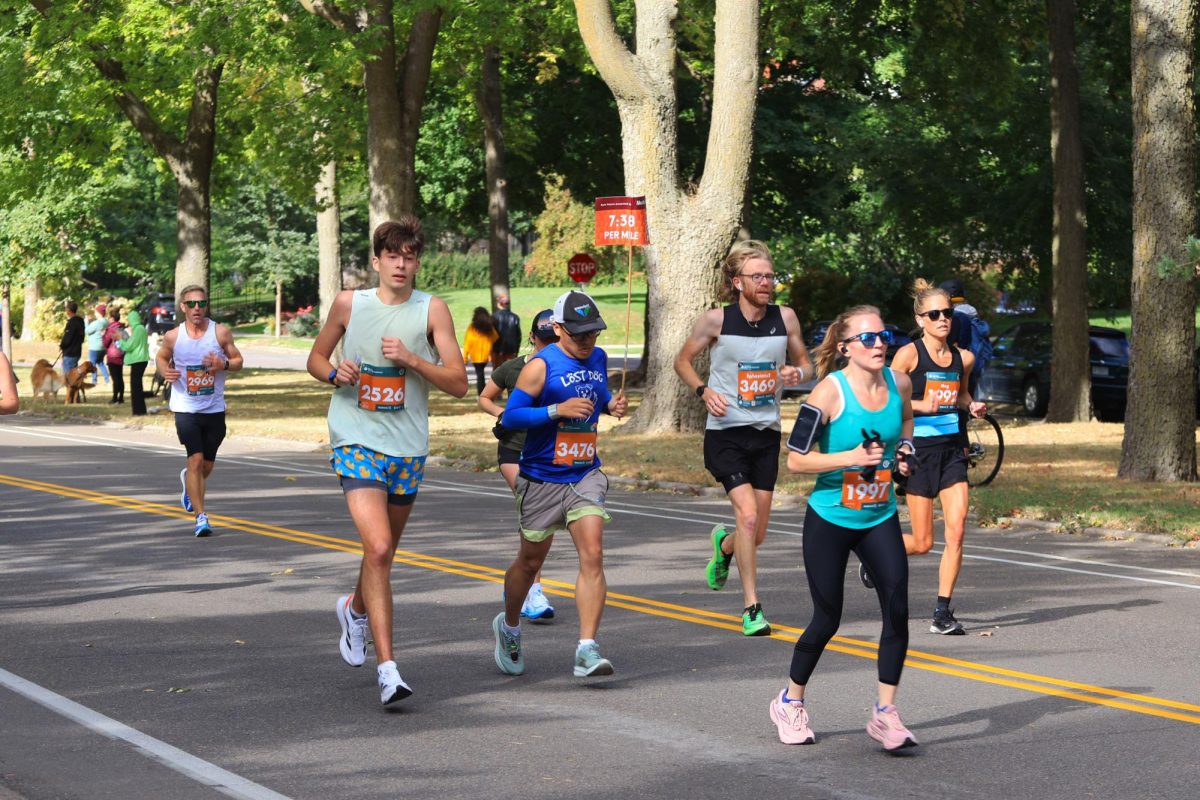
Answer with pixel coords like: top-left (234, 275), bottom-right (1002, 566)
top-left (362, 0), bottom-right (405, 235)
top-left (477, 44), bottom-right (510, 309)
top-left (396, 8), bottom-right (441, 219)
top-left (275, 280), bottom-right (283, 338)
top-left (316, 159), bottom-right (342, 327)
top-left (20, 279), bottom-right (40, 341)
top-left (575, 0), bottom-right (759, 432)
top-left (2, 285), bottom-right (12, 361)
top-left (1120, 0), bottom-right (1198, 481)
top-left (1045, 0), bottom-right (1091, 423)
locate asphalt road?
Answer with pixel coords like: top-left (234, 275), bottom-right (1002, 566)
top-left (1, 418), bottom-right (1198, 800)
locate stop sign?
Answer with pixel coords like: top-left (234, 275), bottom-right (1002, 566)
top-left (568, 253), bottom-right (598, 284)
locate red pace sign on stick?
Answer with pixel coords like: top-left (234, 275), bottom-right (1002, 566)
top-left (594, 196), bottom-right (649, 246)
top-left (568, 253), bottom-right (598, 284)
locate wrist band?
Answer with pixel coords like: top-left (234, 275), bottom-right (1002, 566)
top-left (695, 384), bottom-right (707, 398)
top-left (547, 403), bottom-right (558, 420)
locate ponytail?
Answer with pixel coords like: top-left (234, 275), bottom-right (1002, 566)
top-left (813, 305), bottom-right (880, 379)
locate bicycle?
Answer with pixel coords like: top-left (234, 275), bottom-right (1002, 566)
top-left (965, 412), bottom-right (1004, 487)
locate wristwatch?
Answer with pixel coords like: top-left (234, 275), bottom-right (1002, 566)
top-left (222, 357), bottom-right (230, 371)
top-left (328, 367), bottom-right (338, 386)
top-left (695, 384), bottom-right (708, 398)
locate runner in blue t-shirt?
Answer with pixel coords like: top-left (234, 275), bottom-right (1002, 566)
top-left (490, 291), bottom-right (628, 679)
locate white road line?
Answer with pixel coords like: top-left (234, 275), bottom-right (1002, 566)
top-left (0, 667), bottom-right (291, 800)
top-left (5, 421), bottom-right (1198, 590)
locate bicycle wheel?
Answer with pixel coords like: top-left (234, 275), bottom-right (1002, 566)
top-left (965, 413), bottom-right (1004, 488)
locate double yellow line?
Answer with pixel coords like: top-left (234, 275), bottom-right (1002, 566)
top-left (4, 471), bottom-right (1199, 726)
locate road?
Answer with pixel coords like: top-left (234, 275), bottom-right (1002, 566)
top-left (1, 418), bottom-right (1198, 799)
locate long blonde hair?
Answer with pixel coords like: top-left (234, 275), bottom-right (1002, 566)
top-left (813, 305), bottom-right (881, 379)
top-left (910, 278), bottom-right (951, 338)
top-left (719, 240), bottom-right (773, 302)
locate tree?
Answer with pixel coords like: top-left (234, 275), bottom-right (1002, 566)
top-left (1120, 0), bottom-right (1197, 481)
top-left (574, 0), bottom-right (759, 432)
top-left (300, 1), bottom-right (441, 235)
top-left (477, 44), bottom-right (510, 309)
top-left (1045, 0), bottom-right (1091, 422)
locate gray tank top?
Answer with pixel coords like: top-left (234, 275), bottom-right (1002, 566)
top-left (707, 304), bottom-right (788, 431)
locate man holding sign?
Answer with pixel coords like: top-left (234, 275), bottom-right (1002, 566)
top-left (674, 241), bottom-right (811, 636)
top-left (156, 284), bottom-right (244, 538)
top-left (491, 290), bottom-right (627, 679)
top-left (307, 216), bottom-right (468, 706)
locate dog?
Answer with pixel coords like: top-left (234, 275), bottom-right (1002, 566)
top-left (64, 361), bottom-right (97, 404)
top-left (30, 359), bottom-right (64, 401)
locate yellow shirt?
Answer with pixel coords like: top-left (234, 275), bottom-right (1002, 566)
top-left (463, 325), bottom-right (498, 364)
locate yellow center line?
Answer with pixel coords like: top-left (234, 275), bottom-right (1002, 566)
top-left (4, 472), bottom-right (1199, 725)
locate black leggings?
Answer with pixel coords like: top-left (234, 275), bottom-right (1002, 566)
top-left (789, 507), bottom-right (909, 687)
top-left (471, 362), bottom-right (487, 395)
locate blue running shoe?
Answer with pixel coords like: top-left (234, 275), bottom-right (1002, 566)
top-left (179, 468), bottom-right (193, 513)
top-left (521, 586), bottom-right (555, 621)
top-left (193, 513), bottom-right (212, 537)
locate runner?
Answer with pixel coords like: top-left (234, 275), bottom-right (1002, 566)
top-left (873, 279), bottom-right (986, 635)
top-left (155, 285), bottom-right (243, 537)
top-left (491, 290), bottom-right (627, 678)
top-left (477, 308), bottom-right (559, 621)
top-left (674, 240), bottom-right (810, 636)
top-left (307, 215), bottom-right (468, 706)
top-left (768, 305), bottom-right (918, 750)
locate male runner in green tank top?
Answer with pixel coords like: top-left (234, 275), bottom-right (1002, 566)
top-left (307, 215), bottom-right (468, 706)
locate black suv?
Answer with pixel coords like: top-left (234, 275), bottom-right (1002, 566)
top-left (977, 323), bottom-right (1129, 421)
top-left (136, 292), bottom-right (177, 335)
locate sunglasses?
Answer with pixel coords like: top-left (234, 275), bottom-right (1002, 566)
top-left (917, 308), bottom-right (953, 321)
top-left (568, 330), bottom-right (601, 343)
top-left (182, 299), bottom-right (209, 309)
top-left (841, 329), bottom-right (894, 348)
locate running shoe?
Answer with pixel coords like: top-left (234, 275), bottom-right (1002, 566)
top-left (930, 607), bottom-right (965, 635)
top-left (858, 562), bottom-right (875, 589)
top-left (179, 468), bottom-right (193, 513)
top-left (573, 641), bottom-right (614, 677)
top-left (706, 524), bottom-right (734, 590)
top-left (742, 603), bottom-right (771, 637)
top-left (377, 660), bottom-right (412, 705)
top-left (521, 587), bottom-right (555, 621)
top-left (866, 705), bottom-right (917, 751)
top-left (769, 692), bottom-right (815, 745)
top-left (336, 594), bottom-right (369, 667)
top-left (492, 613), bottom-right (524, 675)
top-left (193, 513), bottom-right (212, 538)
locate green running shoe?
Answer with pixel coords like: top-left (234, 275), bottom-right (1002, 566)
top-left (742, 603), bottom-right (771, 637)
top-left (706, 524), bottom-right (734, 590)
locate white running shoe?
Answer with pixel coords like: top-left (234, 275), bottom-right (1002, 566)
top-left (520, 587), bottom-right (555, 621)
top-left (377, 660), bottom-right (412, 705)
top-left (179, 468), bottom-right (193, 513)
top-left (336, 594), bottom-right (369, 667)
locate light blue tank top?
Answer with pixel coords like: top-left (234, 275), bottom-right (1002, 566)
top-left (808, 369), bottom-right (902, 529)
top-left (327, 289), bottom-right (436, 457)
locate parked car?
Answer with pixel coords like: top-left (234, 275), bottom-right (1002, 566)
top-left (977, 322), bottom-right (1129, 421)
top-left (136, 292), bottom-right (177, 335)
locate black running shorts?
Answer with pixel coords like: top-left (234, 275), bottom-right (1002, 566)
top-left (174, 411), bottom-right (227, 462)
top-left (905, 442), bottom-right (969, 498)
top-left (497, 443), bottom-right (521, 466)
top-left (703, 425), bottom-right (781, 493)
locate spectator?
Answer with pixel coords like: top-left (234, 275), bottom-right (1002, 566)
top-left (85, 304), bottom-right (112, 385)
top-left (103, 307), bottom-right (126, 404)
top-left (119, 310), bottom-right (150, 416)
top-left (0, 351), bottom-right (17, 414)
top-left (463, 306), bottom-right (498, 395)
top-left (491, 294), bottom-right (521, 366)
top-left (59, 300), bottom-right (85, 374)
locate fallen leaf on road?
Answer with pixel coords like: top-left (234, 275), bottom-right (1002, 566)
top-left (270, 568), bottom-right (294, 576)
top-left (978, 630), bottom-right (994, 637)
top-left (167, 687), bottom-right (192, 693)
top-left (285, 476), bottom-right (297, 482)
top-left (234, 640), bottom-right (245, 645)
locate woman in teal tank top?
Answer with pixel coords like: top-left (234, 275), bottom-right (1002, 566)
top-left (767, 306), bottom-right (921, 752)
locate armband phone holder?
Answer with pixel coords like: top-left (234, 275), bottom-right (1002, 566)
top-left (786, 403), bottom-right (824, 454)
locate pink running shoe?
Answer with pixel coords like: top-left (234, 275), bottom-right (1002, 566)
top-left (769, 693), bottom-right (816, 745)
top-left (866, 705), bottom-right (918, 751)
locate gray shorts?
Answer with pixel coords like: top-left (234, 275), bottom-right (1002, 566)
top-left (513, 468), bottom-right (611, 543)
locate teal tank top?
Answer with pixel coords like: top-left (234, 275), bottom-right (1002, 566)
top-left (327, 289), bottom-right (436, 457)
top-left (808, 369), bottom-right (903, 529)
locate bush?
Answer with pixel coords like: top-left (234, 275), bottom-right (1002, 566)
top-left (523, 175), bottom-right (633, 287)
top-left (418, 252), bottom-right (493, 290)
top-left (284, 305), bottom-right (319, 337)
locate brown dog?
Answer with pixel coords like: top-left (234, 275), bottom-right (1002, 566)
top-left (30, 359), bottom-right (64, 401)
top-left (64, 361), bottom-right (97, 404)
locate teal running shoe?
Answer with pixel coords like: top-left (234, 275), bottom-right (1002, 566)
top-left (492, 613), bottom-right (524, 675)
top-left (573, 642), bottom-right (614, 677)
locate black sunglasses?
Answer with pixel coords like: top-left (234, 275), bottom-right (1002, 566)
top-left (917, 308), bottom-right (953, 321)
top-left (840, 329), bottom-right (894, 348)
top-left (568, 330), bottom-right (600, 343)
top-left (182, 299), bottom-right (209, 309)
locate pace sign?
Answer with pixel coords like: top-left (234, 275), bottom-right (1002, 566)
top-left (568, 253), bottom-right (598, 284)
top-left (594, 196), bottom-right (649, 246)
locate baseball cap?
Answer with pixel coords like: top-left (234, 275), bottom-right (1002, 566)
top-left (531, 308), bottom-right (558, 341)
top-left (939, 279), bottom-right (966, 302)
top-left (552, 291), bottom-right (607, 335)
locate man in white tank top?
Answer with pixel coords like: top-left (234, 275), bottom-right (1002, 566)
top-left (674, 241), bottom-right (810, 637)
top-left (155, 284), bottom-right (243, 538)
top-left (307, 215), bottom-right (468, 706)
